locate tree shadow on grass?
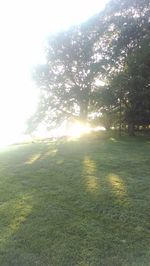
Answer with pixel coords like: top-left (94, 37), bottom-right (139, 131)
top-left (0, 138), bottom-right (150, 265)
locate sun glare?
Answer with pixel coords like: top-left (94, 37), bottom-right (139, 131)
top-left (0, 0), bottom-right (108, 147)
top-left (67, 123), bottom-right (92, 138)
top-left (32, 121), bottom-right (106, 142)
top-left (54, 123), bottom-right (106, 139)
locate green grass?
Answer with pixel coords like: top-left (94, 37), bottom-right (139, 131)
top-left (0, 134), bottom-right (150, 266)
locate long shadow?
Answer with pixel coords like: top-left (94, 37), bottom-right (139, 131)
top-left (0, 137), bottom-right (150, 265)
top-left (78, 138), bottom-right (150, 265)
top-left (0, 140), bottom-right (89, 265)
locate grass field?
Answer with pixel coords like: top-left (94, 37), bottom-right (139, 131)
top-left (0, 134), bottom-right (150, 266)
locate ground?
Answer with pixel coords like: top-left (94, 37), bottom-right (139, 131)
top-left (0, 134), bottom-right (150, 266)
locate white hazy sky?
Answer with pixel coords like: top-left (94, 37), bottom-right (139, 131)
top-left (0, 0), bottom-right (109, 145)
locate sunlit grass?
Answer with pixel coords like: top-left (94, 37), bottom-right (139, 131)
top-left (108, 173), bottom-right (127, 198)
top-left (0, 194), bottom-right (32, 247)
top-left (0, 135), bottom-right (150, 265)
top-left (25, 153), bottom-right (41, 164)
top-left (83, 156), bottom-right (98, 191)
top-left (43, 149), bottom-right (58, 158)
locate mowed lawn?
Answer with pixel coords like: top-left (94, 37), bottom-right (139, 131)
top-left (0, 135), bottom-right (150, 266)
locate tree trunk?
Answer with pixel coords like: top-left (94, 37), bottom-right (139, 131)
top-left (128, 122), bottom-right (135, 136)
top-left (80, 102), bottom-right (88, 122)
top-left (119, 98), bottom-right (122, 137)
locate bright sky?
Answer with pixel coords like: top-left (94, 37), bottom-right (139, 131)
top-left (0, 0), bottom-right (109, 145)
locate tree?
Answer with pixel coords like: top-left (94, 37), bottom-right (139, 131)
top-left (91, 0), bottom-right (150, 135)
top-left (28, 0), bottom-right (150, 136)
top-left (28, 25), bottom-right (107, 131)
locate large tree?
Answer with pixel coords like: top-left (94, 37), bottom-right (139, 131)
top-left (28, 0), bottom-right (150, 135)
top-left (28, 24), bottom-right (106, 131)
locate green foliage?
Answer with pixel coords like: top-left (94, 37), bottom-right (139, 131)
top-left (93, 0), bottom-right (150, 134)
top-left (29, 26), bottom-right (106, 130)
top-left (28, 0), bottom-right (150, 136)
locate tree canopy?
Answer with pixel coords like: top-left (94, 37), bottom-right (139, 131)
top-left (27, 0), bottom-right (150, 136)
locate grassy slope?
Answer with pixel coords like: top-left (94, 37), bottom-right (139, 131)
top-left (0, 135), bottom-right (150, 266)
